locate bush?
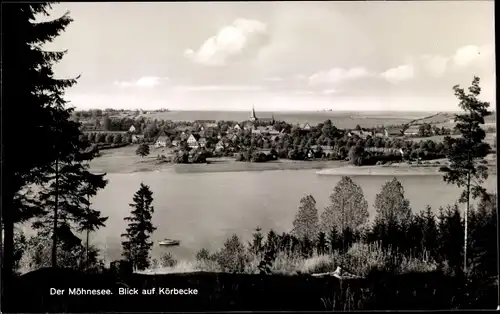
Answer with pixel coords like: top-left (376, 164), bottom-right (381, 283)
top-left (160, 252), bottom-right (178, 268)
top-left (215, 234), bottom-right (249, 273)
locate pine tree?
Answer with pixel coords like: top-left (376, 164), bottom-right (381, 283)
top-left (33, 161), bottom-right (108, 268)
top-left (320, 176), bottom-right (369, 233)
top-left (437, 205), bottom-right (464, 274)
top-left (440, 76), bottom-right (491, 274)
top-left (291, 195), bottom-right (319, 240)
top-left (3, 4), bottom-right (109, 279)
top-left (77, 189), bottom-right (108, 270)
top-left (2, 3), bottom-right (80, 283)
top-left (316, 231), bottom-right (328, 255)
top-left (248, 227), bottom-right (264, 256)
top-left (121, 183), bottom-right (157, 270)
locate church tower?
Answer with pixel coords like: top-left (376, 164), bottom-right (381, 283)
top-left (250, 106), bottom-right (258, 121)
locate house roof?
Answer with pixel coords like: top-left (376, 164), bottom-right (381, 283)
top-left (155, 130), bottom-right (169, 141)
top-left (188, 134), bottom-right (201, 140)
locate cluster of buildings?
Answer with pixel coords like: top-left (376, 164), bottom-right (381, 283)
top-left (124, 107), bottom-right (429, 153)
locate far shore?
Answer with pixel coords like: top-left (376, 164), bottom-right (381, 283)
top-left (89, 145), bottom-right (496, 175)
top-left (174, 160), bottom-right (348, 174)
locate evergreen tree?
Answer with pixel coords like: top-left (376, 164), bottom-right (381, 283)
top-left (3, 3), bottom-right (79, 282)
top-left (437, 205), bottom-right (464, 274)
top-left (135, 143), bottom-right (150, 158)
top-left (121, 183), bottom-right (157, 270)
top-left (248, 227), bottom-right (264, 255)
top-left (33, 161), bottom-right (107, 268)
top-left (327, 227), bottom-right (340, 254)
top-left (420, 206), bottom-right (439, 258)
top-left (3, 3), bottom-right (109, 279)
top-left (316, 231), bottom-right (328, 255)
top-left (440, 76), bottom-right (491, 274)
top-left (321, 176), bottom-right (369, 233)
top-left (291, 195), bottom-right (319, 240)
top-left (77, 184), bottom-right (109, 270)
top-left (265, 229), bottom-right (279, 253)
top-left (468, 193), bottom-right (497, 279)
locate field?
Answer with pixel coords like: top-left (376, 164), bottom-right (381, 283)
top-left (409, 132), bottom-right (496, 145)
top-left (108, 110), bottom-right (479, 129)
top-left (89, 144), bottom-right (350, 174)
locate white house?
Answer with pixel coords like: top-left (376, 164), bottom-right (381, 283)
top-left (154, 131), bottom-right (169, 148)
top-left (299, 123), bottom-right (312, 130)
top-left (187, 134), bottom-right (200, 149)
top-left (128, 125), bottom-right (136, 133)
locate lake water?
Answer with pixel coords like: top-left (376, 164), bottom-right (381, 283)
top-left (88, 169), bottom-right (496, 262)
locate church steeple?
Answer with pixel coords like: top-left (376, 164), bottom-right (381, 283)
top-left (250, 105), bottom-right (257, 121)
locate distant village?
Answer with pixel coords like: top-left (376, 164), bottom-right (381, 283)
top-left (73, 107), bottom-right (492, 165)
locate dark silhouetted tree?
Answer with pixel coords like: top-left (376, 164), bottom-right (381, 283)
top-left (121, 183), bottom-right (157, 270)
top-left (135, 143), bottom-right (150, 158)
top-left (3, 3), bottom-right (80, 285)
top-left (249, 227), bottom-right (264, 256)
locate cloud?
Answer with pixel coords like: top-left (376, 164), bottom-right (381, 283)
top-left (322, 89), bottom-right (338, 95)
top-left (174, 85), bottom-right (264, 92)
top-left (264, 77), bottom-right (283, 82)
top-left (380, 64), bottom-right (414, 84)
top-left (308, 67), bottom-right (374, 86)
top-left (293, 90), bottom-right (316, 95)
top-left (114, 76), bottom-right (169, 88)
top-left (452, 44), bottom-right (493, 67)
top-left (185, 18), bottom-right (269, 66)
top-left (420, 55), bottom-right (449, 78)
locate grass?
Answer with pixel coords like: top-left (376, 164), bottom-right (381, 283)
top-left (89, 144), bottom-right (174, 173)
top-left (139, 242), bottom-right (438, 278)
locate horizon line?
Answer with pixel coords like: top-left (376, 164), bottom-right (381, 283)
top-left (73, 108), bottom-right (495, 113)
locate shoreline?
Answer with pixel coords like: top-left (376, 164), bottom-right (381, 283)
top-left (173, 160), bottom-right (348, 174)
top-left (316, 166), bottom-right (443, 176)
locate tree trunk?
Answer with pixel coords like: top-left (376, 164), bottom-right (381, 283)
top-left (464, 173), bottom-right (470, 275)
top-left (86, 194), bottom-right (90, 269)
top-left (1, 187), bottom-right (15, 309)
top-left (52, 158), bottom-right (59, 268)
top-left (86, 229), bottom-right (90, 270)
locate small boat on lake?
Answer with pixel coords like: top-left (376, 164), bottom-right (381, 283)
top-left (158, 238), bottom-right (180, 247)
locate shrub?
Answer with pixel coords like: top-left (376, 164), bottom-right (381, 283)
top-left (160, 252), bottom-right (178, 268)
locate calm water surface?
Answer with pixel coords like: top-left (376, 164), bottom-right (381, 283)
top-left (88, 169), bottom-right (496, 262)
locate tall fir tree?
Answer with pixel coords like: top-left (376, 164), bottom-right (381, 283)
top-left (440, 76), bottom-right (491, 274)
top-left (121, 183), bottom-right (157, 270)
top-left (2, 3), bottom-right (106, 294)
top-left (77, 187), bottom-right (109, 270)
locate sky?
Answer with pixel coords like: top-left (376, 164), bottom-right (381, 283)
top-left (42, 1), bottom-right (495, 112)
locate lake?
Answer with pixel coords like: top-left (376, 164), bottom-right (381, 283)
top-left (88, 169), bottom-right (496, 262)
